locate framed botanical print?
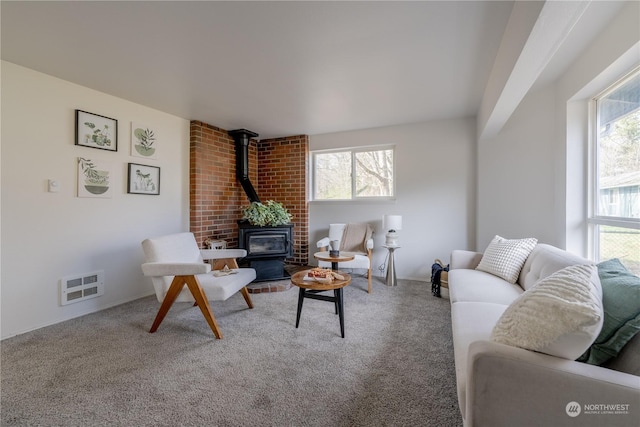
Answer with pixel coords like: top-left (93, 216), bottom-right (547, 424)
top-left (75, 110), bottom-right (118, 151)
top-left (131, 122), bottom-right (157, 159)
top-left (77, 157), bottom-right (114, 198)
top-left (127, 163), bottom-right (160, 195)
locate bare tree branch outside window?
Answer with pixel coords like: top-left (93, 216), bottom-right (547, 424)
top-left (313, 148), bottom-right (394, 200)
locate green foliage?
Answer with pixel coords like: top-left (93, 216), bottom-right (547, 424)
top-left (134, 127), bottom-right (155, 149)
top-left (83, 122), bottom-right (111, 146)
top-left (241, 200), bottom-right (292, 226)
top-left (78, 157), bottom-right (109, 184)
top-left (599, 226), bottom-right (640, 276)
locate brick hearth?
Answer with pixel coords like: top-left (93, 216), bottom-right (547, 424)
top-left (246, 280), bottom-right (293, 294)
top-left (245, 265), bottom-right (310, 293)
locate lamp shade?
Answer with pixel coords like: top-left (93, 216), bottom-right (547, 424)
top-left (383, 215), bottom-right (402, 232)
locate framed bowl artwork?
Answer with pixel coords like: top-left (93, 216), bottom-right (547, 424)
top-left (77, 157), bottom-right (113, 198)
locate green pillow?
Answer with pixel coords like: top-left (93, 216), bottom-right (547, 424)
top-left (578, 258), bottom-right (640, 365)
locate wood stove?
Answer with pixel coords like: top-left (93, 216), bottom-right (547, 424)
top-left (230, 128), bottom-right (294, 282)
top-left (238, 222), bottom-right (293, 281)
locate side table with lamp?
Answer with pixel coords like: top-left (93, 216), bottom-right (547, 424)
top-left (382, 215), bottom-right (402, 287)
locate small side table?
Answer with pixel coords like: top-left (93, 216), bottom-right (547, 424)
top-left (313, 251), bottom-right (355, 271)
top-left (383, 245), bottom-right (400, 287)
top-left (290, 270), bottom-right (352, 338)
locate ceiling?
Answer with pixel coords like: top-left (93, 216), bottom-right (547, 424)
top-left (1, 1), bottom-right (516, 139)
top-left (0, 1), bottom-right (629, 140)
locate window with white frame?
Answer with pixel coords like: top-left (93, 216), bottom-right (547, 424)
top-left (589, 68), bottom-right (640, 276)
top-left (312, 146), bottom-right (395, 200)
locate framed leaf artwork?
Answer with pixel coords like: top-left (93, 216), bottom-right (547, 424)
top-left (75, 110), bottom-right (117, 152)
top-left (131, 122), bottom-right (157, 159)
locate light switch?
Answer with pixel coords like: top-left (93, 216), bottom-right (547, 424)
top-left (48, 179), bottom-right (60, 193)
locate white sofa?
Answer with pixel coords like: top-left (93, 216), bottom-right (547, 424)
top-left (449, 243), bottom-right (640, 427)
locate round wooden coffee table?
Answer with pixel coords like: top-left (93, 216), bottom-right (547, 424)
top-left (290, 270), bottom-right (351, 338)
top-left (313, 251), bottom-right (355, 270)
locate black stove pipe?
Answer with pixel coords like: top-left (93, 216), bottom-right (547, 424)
top-left (229, 129), bottom-right (260, 203)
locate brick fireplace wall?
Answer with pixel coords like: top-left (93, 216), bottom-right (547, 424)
top-left (257, 135), bottom-right (309, 266)
top-left (190, 121), bottom-right (308, 266)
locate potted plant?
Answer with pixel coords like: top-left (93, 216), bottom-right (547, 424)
top-left (241, 200), bottom-right (293, 226)
top-left (83, 122), bottom-right (112, 147)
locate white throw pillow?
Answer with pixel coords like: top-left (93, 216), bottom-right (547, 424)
top-left (476, 235), bottom-right (537, 284)
top-left (491, 264), bottom-right (603, 360)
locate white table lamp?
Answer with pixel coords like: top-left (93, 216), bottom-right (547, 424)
top-left (383, 215), bottom-right (402, 247)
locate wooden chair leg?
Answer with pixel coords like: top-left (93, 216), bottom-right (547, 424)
top-left (367, 250), bottom-right (373, 294)
top-left (184, 275), bottom-right (223, 339)
top-left (150, 275), bottom-right (186, 333)
top-left (240, 286), bottom-right (254, 309)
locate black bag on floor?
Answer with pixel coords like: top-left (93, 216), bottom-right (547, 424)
top-left (431, 259), bottom-right (449, 298)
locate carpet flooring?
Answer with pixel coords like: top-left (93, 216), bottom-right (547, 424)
top-left (1, 276), bottom-right (461, 426)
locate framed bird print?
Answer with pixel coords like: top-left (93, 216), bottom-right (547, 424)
top-left (127, 163), bottom-right (160, 195)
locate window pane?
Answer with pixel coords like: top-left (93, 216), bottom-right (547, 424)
top-left (355, 149), bottom-right (394, 197)
top-left (592, 70), bottom-right (640, 273)
top-left (314, 152), bottom-right (352, 199)
top-left (597, 225), bottom-right (640, 276)
top-left (597, 73), bottom-right (640, 219)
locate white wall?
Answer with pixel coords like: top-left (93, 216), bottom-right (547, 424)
top-left (477, 1), bottom-right (639, 254)
top-left (558, 1), bottom-right (640, 257)
top-left (1, 62), bottom-right (190, 339)
top-left (310, 118), bottom-right (476, 282)
top-left (476, 85), bottom-right (558, 249)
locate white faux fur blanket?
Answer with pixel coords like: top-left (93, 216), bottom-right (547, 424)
top-left (491, 264), bottom-right (601, 357)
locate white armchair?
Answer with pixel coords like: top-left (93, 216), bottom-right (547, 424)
top-left (317, 223), bottom-right (374, 293)
top-left (141, 232), bottom-right (256, 339)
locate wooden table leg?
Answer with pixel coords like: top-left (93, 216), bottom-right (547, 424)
top-left (295, 288), bottom-right (305, 328)
top-left (337, 288), bottom-right (345, 338)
